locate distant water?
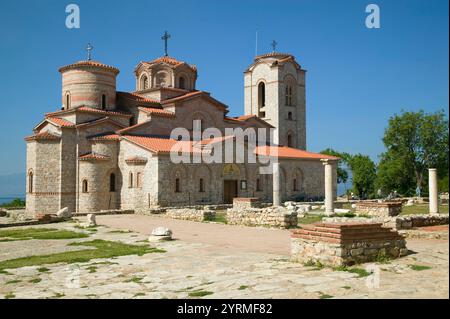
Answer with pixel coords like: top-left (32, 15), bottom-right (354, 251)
top-left (0, 197), bottom-right (25, 205)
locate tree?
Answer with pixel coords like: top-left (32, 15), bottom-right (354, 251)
top-left (320, 148), bottom-right (350, 184)
top-left (347, 154), bottom-right (377, 199)
top-left (377, 110), bottom-right (449, 195)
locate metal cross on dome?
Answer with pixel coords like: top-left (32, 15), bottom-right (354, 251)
top-left (161, 31), bottom-right (171, 56)
top-left (271, 40), bottom-right (277, 52)
top-left (86, 43), bottom-right (94, 61)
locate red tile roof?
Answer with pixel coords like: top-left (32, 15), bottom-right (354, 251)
top-left (123, 135), bottom-right (205, 155)
top-left (145, 56), bottom-right (197, 71)
top-left (46, 117), bottom-right (76, 128)
top-left (75, 117), bottom-right (126, 129)
top-left (59, 60), bottom-right (120, 74)
top-left (125, 156), bottom-right (148, 164)
top-left (46, 106), bottom-right (132, 118)
top-left (161, 90), bottom-right (227, 110)
top-left (78, 153), bottom-right (110, 161)
top-left (24, 131), bottom-right (61, 141)
top-left (254, 146), bottom-right (340, 160)
top-left (117, 92), bottom-right (161, 105)
top-left (138, 107), bottom-right (175, 118)
top-left (88, 134), bottom-right (121, 141)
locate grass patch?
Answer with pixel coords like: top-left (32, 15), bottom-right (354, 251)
top-left (214, 212), bottom-right (228, 224)
top-left (238, 285), bottom-right (249, 290)
top-left (126, 276), bottom-right (144, 283)
top-left (335, 212), bottom-right (356, 218)
top-left (303, 259), bottom-right (324, 270)
top-left (401, 204), bottom-right (448, 215)
top-left (319, 292), bottom-right (333, 299)
top-left (341, 286), bottom-right (351, 290)
top-left (334, 265), bottom-right (371, 277)
top-left (0, 239), bottom-right (165, 271)
top-left (298, 214), bottom-right (324, 224)
top-left (107, 230), bottom-right (131, 234)
top-left (188, 290), bottom-right (214, 297)
top-left (409, 264), bottom-right (432, 271)
top-left (375, 251), bottom-right (392, 264)
top-left (6, 279), bottom-right (21, 285)
top-left (37, 267), bottom-right (50, 273)
top-left (86, 266), bottom-right (97, 273)
top-left (133, 292), bottom-right (146, 298)
top-left (4, 292), bottom-right (15, 299)
top-left (0, 269), bottom-right (12, 275)
top-left (0, 228), bottom-right (88, 241)
top-left (29, 278), bottom-right (42, 284)
top-left (53, 292), bottom-right (65, 299)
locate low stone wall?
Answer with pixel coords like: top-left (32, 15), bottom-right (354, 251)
top-left (291, 222), bottom-right (407, 266)
top-left (395, 214), bottom-right (449, 229)
top-left (233, 198), bottom-right (262, 210)
top-left (227, 207), bottom-right (297, 229)
top-left (164, 209), bottom-right (215, 222)
top-left (73, 209), bottom-right (134, 216)
top-left (355, 201), bottom-right (402, 217)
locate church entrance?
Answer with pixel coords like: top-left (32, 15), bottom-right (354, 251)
top-left (223, 180), bottom-right (238, 204)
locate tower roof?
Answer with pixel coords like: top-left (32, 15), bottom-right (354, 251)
top-left (135, 56), bottom-right (197, 72)
top-left (58, 60), bottom-right (120, 74)
top-left (245, 52), bottom-right (302, 72)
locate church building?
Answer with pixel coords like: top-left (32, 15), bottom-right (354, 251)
top-left (25, 42), bottom-right (338, 214)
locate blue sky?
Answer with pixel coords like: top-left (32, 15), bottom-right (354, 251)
top-left (0, 0), bottom-right (448, 176)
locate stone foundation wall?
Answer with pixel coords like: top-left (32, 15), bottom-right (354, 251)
top-left (227, 206), bottom-right (297, 229)
top-left (355, 201), bottom-right (402, 217)
top-left (164, 208), bottom-right (215, 222)
top-left (291, 222), bottom-right (407, 266)
top-left (395, 214), bottom-right (449, 229)
top-left (233, 198), bottom-right (262, 210)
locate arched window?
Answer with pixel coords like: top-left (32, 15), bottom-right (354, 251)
top-left (288, 112), bottom-right (293, 120)
top-left (109, 173), bottom-right (116, 192)
top-left (256, 178), bottom-right (262, 191)
top-left (82, 180), bottom-right (88, 193)
top-left (193, 119), bottom-right (203, 133)
top-left (136, 172), bottom-right (142, 188)
top-left (258, 82), bottom-right (266, 117)
top-left (285, 85), bottom-right (293, 106)
top-left (175, 178), bottom-right (181, 193)
top-left (66, 93), bottom-right (71, 109)
top-left (28, 171), bottom-right (33, 193)
top-left (101, 94), bottom-right (106, 110)
top-left (141, 75), bottom-right (149, 90)
top-left (179, 76), bottom-right (186, 90)
top-left (287, 134), bottom-right (293, 147)
top-left (199, 178), bottom-right (204, 192)
top-left (129, 172), bottom-right (133, 188)
top-left (293, 178), bottom-right (298, 191)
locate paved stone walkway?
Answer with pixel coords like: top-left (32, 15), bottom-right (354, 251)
top-left (0, 218), bottom-right (448, 299)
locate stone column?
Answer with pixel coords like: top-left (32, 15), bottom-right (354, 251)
top-left (273, 162), bottom-right (281, 207)
top-left (322, 160), bottom-right (334, 215)
top-left (428, 168), bottom-right (439, 214)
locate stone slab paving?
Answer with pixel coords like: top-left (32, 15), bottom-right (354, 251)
top-left (0, 218), bottom-right (448, 299)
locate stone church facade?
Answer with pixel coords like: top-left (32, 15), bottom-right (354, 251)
top-left (25, 51), bottom-right (338, 214)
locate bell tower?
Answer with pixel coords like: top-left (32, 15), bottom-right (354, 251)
top-left (244, 52), bottom-right (306, 149)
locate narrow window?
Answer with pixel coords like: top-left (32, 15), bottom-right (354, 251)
top-left (288, 112), bottom-right (293, 120)
top-left (293, 178), bottom-right (298, 191)
top-left (199, 178), bottom-right (205, 192)
top-left (101, 94), bottom-right (106, 110)
top-left (82, 180), bottom-right (88, 193)
top-left (109, 173), bottom-right (116, 192)
top-left (179, 76), bottom-right (186, 89)
top-left (285, 85), bottom-right (293, 106)
top-left (137, 172), bottom-right (142, 188)
top-left (66, 93), bottom-right (71, 109)
top-left (129, 172), bottom-right (133, 188)
top-left (141, 75), bottom-right (149, 90)
top-left (287, 134), bottom-right (293, 147)
top-left (256, 178), bottom-right (262, 191)
top-left (258, 82), bottom-right (266, 116)
top-left (175, 178), bottom-right (181, 193)
top-left (28, 171), bottom-right (33, 193)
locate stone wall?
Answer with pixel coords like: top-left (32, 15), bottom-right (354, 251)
top-left (291, 222), bottom-right (407, 266)
top-left (164, 208), bottom-right (215, 222)
top-left (395, 214), bottom-right (449, 229)
top-left (227, 206), bottom-right (297, 229)
top-left (355, 201), bottom-right (402, 217)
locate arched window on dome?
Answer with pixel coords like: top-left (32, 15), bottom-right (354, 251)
top-left (141, 75), bottom-right (149, 90)
top-left (179, 76), bottom-right (186, 90)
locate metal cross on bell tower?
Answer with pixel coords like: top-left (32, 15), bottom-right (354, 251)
top-left (270, 40), bottom-right (277, 52)
top-left (86, 43), bottom-right (94, 61)
top-left (161, 31), bottom-right (171, 56)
